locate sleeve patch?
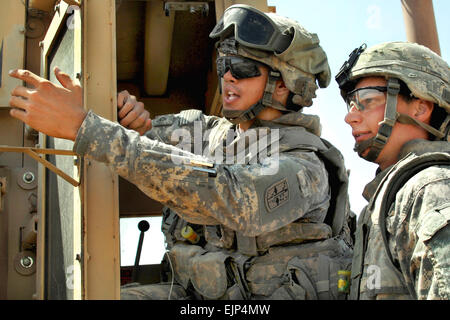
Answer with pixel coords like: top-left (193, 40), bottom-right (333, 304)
top-left (265, 178), bottom-right (290, 212)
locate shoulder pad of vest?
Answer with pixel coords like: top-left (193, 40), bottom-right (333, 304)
top-left (178, 109), bottom-right (204, 126)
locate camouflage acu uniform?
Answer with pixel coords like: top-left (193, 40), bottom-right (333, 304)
top-left (74, 108), bottom-right (353, 300)
top-left (350, 140), bottom-right (450, 299)
top-left (336, 41), bottom-right (450, 300)
top-left (74, 5), bottom-right (354, 300)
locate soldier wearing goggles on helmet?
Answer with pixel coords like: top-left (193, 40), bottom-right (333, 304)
top-left (336, 41), bottom-right (450, 300)
top-left (9, 5), bottom-right (353, 300)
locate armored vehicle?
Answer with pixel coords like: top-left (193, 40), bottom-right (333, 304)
top-left (0, 0), bottom-right (441, 300)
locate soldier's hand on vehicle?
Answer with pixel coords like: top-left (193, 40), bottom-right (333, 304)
top-left (117, 90), bottom-right (151, 135)
top-left (8, 67), bottom-right (86, 141)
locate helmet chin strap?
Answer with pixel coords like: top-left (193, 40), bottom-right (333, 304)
top-left (221, 70), bottom-right (281, 124)
top-left (354, 78), bottom-right (400, 162)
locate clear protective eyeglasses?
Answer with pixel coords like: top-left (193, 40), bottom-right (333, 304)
top-left (345, 86), bottom-right (387, 112)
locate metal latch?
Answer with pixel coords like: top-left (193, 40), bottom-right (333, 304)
top-left (164, 1), bottom-right (209, 17)
top-left (0, 177), bottom-right (6, 212)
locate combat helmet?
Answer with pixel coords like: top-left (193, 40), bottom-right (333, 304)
top-left (336, 41), bottom-right (450, 162)
top-left (209, 4), bottom-right (331, 124)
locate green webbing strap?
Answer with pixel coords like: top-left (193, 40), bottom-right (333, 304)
top-left (235, 232), bottom-right (258, 256)
top-left (229, 252), bottom-right (252, 299)
top-left (316, 254), bottom-right (330, 300)
top-left (222, 70), bottom-right (281, 124)
top-left (439, 114), bottom-right (450, 142)
top-left (364, 78), bottom-right (400, 162)
top-left (396, 113), bottom-right (445, 139)
top-left (222, 102), bottom-right (267, 124)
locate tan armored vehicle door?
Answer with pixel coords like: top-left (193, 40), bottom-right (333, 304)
top-left (37, 1), bottom-right (83, 300)
top-left (37, 0), bottom-right (122, 300)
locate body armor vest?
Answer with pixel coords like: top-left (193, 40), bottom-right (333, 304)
top-left (160, 114), bottom-right (354, 299)
top-left (350, 141), bottom-right (450, 300)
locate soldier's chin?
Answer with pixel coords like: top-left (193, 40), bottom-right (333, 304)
top-left (355, 146), bottom-right (372, 161)
top-left (360, 148), bottom-right (369, 158)
top-left (358, 147), bottom-right (383, 164)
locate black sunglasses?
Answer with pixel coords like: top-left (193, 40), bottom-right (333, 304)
top-left (216, 56), bottom-right (264, 79)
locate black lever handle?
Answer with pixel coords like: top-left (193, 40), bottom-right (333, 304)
top-left (132, 220), bottom-right (150, 283)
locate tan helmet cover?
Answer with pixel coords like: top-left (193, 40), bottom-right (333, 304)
top-left (232, 13), bottom-right (331, 107)
top-left (342, 41), bottom-right (450, 113)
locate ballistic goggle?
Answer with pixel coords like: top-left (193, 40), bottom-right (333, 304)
top-left (346, 82), bottom-right (415, 112)
top-left (209, 4), bottom-right (292, 53)
top-left (216, 56), bottom-right (265, 79)
top-left (346, 86), bottom-right (387, 112)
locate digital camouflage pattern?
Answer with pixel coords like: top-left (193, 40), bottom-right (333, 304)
top-left (350, 140), bottom-right (450, 300)
top-left (340, 41), bottom-right (450, 113)
top-left (121, 282), bottom-right (189, 300)
top-left (73, 108), bottom-right (353, 299)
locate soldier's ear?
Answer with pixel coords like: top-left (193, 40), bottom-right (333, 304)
top-left (273, 79), bottom-right (290, 104)
top-left (414, 99), bottom-right (434, 123)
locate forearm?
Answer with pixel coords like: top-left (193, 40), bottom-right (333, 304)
top-left (75, 110), bottom-right (222, 225)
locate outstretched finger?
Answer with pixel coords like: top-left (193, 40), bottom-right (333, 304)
top-left (54, 67), bottom-right (78, 91)
top-left (8, 69), bottom-right (41, 88)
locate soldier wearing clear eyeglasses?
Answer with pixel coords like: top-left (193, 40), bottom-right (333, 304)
top-left (336, 42), bottom-right (450, 300)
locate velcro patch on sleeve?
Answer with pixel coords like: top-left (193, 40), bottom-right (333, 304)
top-left (265, 178), bottom-right (290, 212)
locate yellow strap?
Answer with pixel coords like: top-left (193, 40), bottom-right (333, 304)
top-left (0, 145), bottom-right (80, 187)
top-left (0, 145), bottom-right (76, 156)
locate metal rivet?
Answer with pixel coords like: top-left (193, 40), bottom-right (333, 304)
top-left (22, 171), bottom-right (34, 183)
top-left (23, 172), bottom-right (35, 184)
top-left (20, 256), bottom-right (34, 269)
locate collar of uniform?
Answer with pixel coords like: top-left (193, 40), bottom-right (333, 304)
top-left (398, 139), bottom-right (450, 160)
top-left (251, 111), bottom-right (322, 136)
top-left (362, 138), bottom-right (450, 201)
top-left (362, 166), bottom-right (392, 201)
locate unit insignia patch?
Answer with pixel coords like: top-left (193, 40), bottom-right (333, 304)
top-left (265, 178), bottom-right (289, 212)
